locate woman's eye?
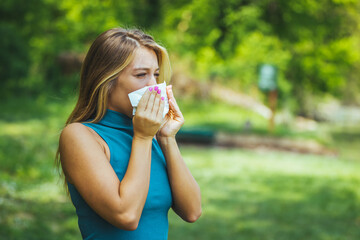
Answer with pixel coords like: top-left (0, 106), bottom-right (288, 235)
top-left (154, 73), bottom-right (160, 77)
top-left (136, 73), bottom-right (146, 77)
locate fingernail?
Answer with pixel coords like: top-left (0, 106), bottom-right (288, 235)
top-left (149, 87), bottom-right (153, 92)
top-left (154, 86), bottom-right (159, 91)
top-left (161, 97), bottom-right (164, 101)
top-left (157, 89), bottom-right (161, 94)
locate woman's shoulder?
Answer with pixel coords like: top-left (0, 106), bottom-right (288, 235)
top-left (60, 122), bottom-right (95, 145)
top-left (62, 122), bottom-right (89, 135)
top-left (60, 123), bottom-right (109, 158)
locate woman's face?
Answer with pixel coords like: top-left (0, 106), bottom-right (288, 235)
top-left (108, 46), bottom-right (159, 117)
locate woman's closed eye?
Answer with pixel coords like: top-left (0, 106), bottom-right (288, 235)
top-left (135, 73), bottom-right (160, 78)
top-left (136, 73), bottom-right (147, 77)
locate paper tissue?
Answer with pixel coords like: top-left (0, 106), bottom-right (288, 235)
top-left (128, 82), bottom-right (169, 118)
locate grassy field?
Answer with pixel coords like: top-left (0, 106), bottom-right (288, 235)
top-left (1, 95), bottom-right (360, 239)
top-left (170, 147), bottom-right (360, 240)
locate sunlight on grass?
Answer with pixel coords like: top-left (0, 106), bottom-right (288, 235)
top-left (177, 99), bottom-right (269, 132)
top-left (168, 147), bottom-right (360, 240)
top-left (1, 96), bottom-right (360, 239)
top-left (0, 120), bottom-right (44, 136)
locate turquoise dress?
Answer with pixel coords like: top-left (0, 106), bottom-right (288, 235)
top-left (67, 109), bottom-right (173, 240)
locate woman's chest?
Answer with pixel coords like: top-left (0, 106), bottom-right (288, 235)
top-left (104, 130), bottom-right (173, 211)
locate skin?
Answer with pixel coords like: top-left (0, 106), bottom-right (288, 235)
top-left (59, 47), bottom-right (201, 231)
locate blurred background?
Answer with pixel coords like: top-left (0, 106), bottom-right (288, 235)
top-left (1, 0), bottom-right (360, 239)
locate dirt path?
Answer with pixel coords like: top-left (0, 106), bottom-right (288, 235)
top-left (177, 130), bottom-right (337, 156)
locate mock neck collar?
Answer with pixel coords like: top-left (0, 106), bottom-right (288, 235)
top-left (97, 109), bottom-right (133, 130)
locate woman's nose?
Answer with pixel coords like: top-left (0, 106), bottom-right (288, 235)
top-left (148, 75), bottom-right (157, 86)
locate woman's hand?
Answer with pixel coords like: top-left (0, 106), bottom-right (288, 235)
top-left (133, 87), bottom-right (165, 140)
top-left (157, 85), bottom-right (184, 138)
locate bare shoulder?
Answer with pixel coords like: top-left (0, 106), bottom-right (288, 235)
top-left (60, 122), bottom-right (91, 140)
top-left (59, 123), bottom-right (95, 158)
top-left (60, 123), bottom-right (109, 183)
top-left (59, 122), bottom-right (101, 160)
top-left (61, 122), bottom-right (109, 153)
top-left (60, 122), bottom-right (109, 158)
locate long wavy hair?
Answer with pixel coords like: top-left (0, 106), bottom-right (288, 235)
top-left (55, 28), bottom-right (171, 187)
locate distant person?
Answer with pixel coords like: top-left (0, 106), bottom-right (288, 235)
top-left (55, 28), bottom-right (201, 240)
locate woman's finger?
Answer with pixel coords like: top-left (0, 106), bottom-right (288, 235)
top-left (167, 85), bottom-right (178, 106)
top-left (167, 85), bottom-right (183, 117)
top-left (169, 98), bottom-right (183, 118)
top-left (150, 90), bottom-right (162, 119)
top-left (137, 87), bottom-right (152, 112)
top-left (145, 88), bottom-right (157, 113)
top-left (156, 96), bottom-right (165, 121)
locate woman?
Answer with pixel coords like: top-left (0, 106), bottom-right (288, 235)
top-left (56, 28), bottom-right (202, 239)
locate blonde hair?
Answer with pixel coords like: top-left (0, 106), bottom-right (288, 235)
top-left (55, 28), bottom-right (171, 185)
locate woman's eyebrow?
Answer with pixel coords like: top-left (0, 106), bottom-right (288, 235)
top-left (133, 67), bottom-right (160, 71)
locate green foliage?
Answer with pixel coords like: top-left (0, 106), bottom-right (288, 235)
top-left (0, 24), bottom-right (29, 95)
top-left (1, 0), bottom-right (360, 111)
top-left (162, 0), bottom-right (360, 112)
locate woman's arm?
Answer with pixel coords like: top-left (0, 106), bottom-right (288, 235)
top-left (157, 85), bottom-right (202, 222)
top-left (60, 89), bottom-right (164, 230)
top-left (157, 136), bottom-right (202, 222)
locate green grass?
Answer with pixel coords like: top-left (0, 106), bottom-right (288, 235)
top-left (170, 147), bottom-right (360, 240)
top-left (177, 98), bottom-right (269, 133)
top-left (177, 98), bottom-right (360, 162)
top-left (177, 98), bottom-right (321, 139)
top-left (1, 147), bottom-right (360, 239)
top-left (1, 95), bottom-right (360, 239)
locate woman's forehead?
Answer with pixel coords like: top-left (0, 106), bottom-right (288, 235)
top-left (131, 47), bottom-right (159, 69)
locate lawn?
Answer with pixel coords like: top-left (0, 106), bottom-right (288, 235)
top-left (1, 95), bottom-right (360, 239)
top-left (169, 147), bottom-right (360, 240)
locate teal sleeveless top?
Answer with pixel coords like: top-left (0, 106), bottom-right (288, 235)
top-left (67, 109), bottom-right (173, 240)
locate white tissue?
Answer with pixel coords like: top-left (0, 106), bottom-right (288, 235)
top-left (128, 82), bottom-right (169, 118)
